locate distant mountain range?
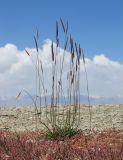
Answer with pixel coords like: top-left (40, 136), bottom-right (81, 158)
top-left (0, 95), bottom-right (123, 107)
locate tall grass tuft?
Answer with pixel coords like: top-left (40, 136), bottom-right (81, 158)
top-left (17, 19), bottom-right (92, 140)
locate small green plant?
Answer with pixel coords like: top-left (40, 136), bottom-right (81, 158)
top-left (46, 127), bottom-right (79, 141)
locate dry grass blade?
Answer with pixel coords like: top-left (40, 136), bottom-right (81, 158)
top-left (25, 49), bottom-right (30, 56)
top-left (51, 40), bottom-right (54, 61)
top-left (82, 50), bottom-right (91, 131)
top-left (40, 60), bottom-right (43, 73)
top-left (78, 59), bottom-right (80, 65)
top-left (34, 35), bottom-right (38, 53)
top-left (76, 60), bottom-right (78, 72)
top-left (75, 42), bottom-right (78, 56)
top-left (56, 38), bottom-right (59, 47)
top-left (16, 91), bottom-right (22, 99)
top-left (82, 49), bottom-right (85, 64)
top-left (60, 18), bottom-right (65, 33)
top-left (56, 21), bottom-right (58, 38)
top-left (71, 48), bottom-right (74, 63)
top-left (75, 42), bottom-right (80, 65)
top-left (56, 21), bottom-right (59, 47)
top-left (70, 70), bottom-right (72, 76)
top-left (64, 37), bottom-right (68, 51)
top-left (70, 34), bottom-right (73, 45)
top-left (36, 30), bottom-right (39, 39)
top-left (71, 74), bottom-right (74, 84)
top-left (79, 44), bottom-right (81, 57)
top-left (70, 34), bottom-right (73, 53)
top-left (66, 21), bottom-right (68, 34)
top-left (58, 81), bottom-right (61, 86)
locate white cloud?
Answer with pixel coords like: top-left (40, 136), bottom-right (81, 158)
top-left (93, 54), bottom-right (120, 67)
top-left (0, 40), bottom-right (123, 98)
top-left (84, 55), bottom-right (123, 97)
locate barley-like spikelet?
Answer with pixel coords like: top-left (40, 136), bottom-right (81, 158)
top-left (78, 58), bottom-right (80, 66)
top-left (70, 34), bottom-right (73, 53)
top-left (82, 49), bottom-right (85, 64)
top-left (40, 60), bottom-right (43, 73)
top-left (60, 18), bottom-right (65, 33)
top-left (36, 30), bottom-right (39, 39)
top-left (70, 70), bottom-right (72, 76)
top-left (75, 42), bottom-right (78, 57)
top-left (16, 91), bottom-right (22, 99)
top-left (66, 21), bottom-right (68, 34)
top-left (56, 21), bottom-right (58, 38)
top-left (76, 60), bottom-right (78, 72)
top-left (79, 44), bottom-right (81, 57)
top-left (56, 21), bottom-right (59, 47)
top-left (71, 48), bottom-right (74, 63)
top-left (71, 74), bottom-right (74, 84)
top-left (51, 40), bottom-right (54, 61)
top-left (25, 49), bottom-right (30, 56)
top-left (34, 35), bottom-right (38, 53)
top-left (64, 37), bottom-right (68, 51)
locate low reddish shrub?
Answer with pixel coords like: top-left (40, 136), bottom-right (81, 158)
top-left (0, 129), bottom-right (123, 160)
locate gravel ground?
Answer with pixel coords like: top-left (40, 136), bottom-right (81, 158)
top-left (0, 105), bottom-right (123, 132)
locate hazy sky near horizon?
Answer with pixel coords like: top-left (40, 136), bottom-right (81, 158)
top-left (0, 0), bottom-right (123, 99)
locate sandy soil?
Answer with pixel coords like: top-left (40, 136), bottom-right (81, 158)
top-left (0, 105), bottom-right (123, 132)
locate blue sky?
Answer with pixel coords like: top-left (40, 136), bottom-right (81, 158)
top-left (0, 0), bottom-right (123, 62)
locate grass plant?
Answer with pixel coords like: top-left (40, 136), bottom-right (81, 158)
top-left (17, 18), bottom-right (91, 140)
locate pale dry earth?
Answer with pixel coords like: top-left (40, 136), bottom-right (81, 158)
top-left (0, 105), bottom-right (123, 132)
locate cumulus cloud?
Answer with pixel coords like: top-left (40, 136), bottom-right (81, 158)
top-left (0, 40), bottom-right (123, 99)
top-left (84, 55), bottom-right (123, 97)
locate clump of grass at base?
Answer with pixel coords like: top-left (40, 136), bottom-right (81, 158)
top-left (46, 127), bottom-right (79, 141)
